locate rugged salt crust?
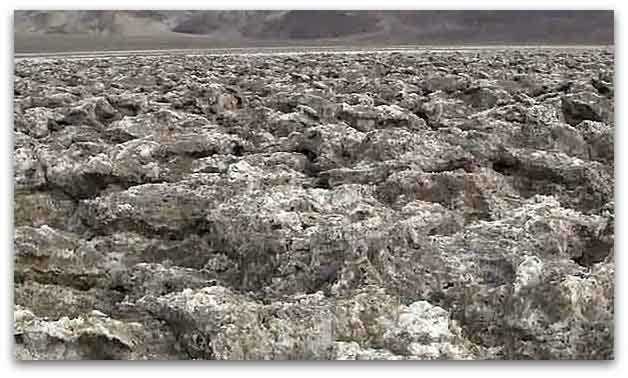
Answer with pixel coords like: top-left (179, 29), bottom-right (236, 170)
top-left (13, 48), bottom-right (614, 360)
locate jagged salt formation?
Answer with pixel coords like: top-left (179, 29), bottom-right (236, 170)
top-left (14, 48), bottom-right (614, 360)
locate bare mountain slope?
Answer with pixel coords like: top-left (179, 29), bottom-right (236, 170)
top-left (14, 10), bottom-right (614, 53)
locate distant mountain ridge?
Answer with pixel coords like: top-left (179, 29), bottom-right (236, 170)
top-left (14, 10), bottom-right (614, 52)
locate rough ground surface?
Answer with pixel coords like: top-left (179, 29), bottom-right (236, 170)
top-left (13, 48), bottom-right (614, 360)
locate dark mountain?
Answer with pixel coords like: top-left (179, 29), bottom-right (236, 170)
top-left (248, 11), bottom-right (381, 39)
top-left (14, 10), bottom-right (614, 53)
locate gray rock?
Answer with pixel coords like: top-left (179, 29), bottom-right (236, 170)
top-left (338, 103), bottom-right (428, 132)
top-left (561, 92), bottom-right (613, 126)
top-left (14, 191), bottom-right (77, 229)
top-left (107, 93), bottom-right (148, 116)
top-left (14, 306), bottom-right (146, 360)
top-left (578, 120), bottom-right (614, 164)
top-left (16, 107), bottom-right (59, 138)
top-left (138, 287), bottom-right (335, 360)
top-left (14, 132), bottom-right (47, 191)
